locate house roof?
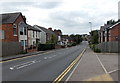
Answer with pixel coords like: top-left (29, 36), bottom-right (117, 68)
top-left (0, 12), bottom-right (23, 24)
top-left (100, 24), bottom-right (112, 31)
top-left (34, 25), bottom-right (56, 35)
top-left (109, 21), bottom-right (120, 30)
top-left (28, 25), bottom-right (41, 32)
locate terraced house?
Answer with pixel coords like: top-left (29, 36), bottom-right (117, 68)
top-left (34, 25), bottom-right (57, 44)
top-left (28, 25), bottom-right (41, 51)
top-left (109, 22), bottom-right (120, 41)
top-left (0, 12), bottom-right (28, 56)
top-left (99, 21), bottom-right (120, 43)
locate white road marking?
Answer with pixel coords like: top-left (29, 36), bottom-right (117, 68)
top-left (49, 57), bottom-right (52, 58)
top-left (12, 61), bottom-right (35, 68)
top-left (16, 62), bottom-right (35, 69)
top-left (37, 60), bottom-right (41, 62)
top-left (9, 60), bottom-right (41, 70)
top-left (44, 57), bottom-right (47, 59)
top-left (95, 54), bottom-right (108, 74)
top-left (44, 55), bottom-right (57, 59)
top-left (108, 69), bottom-right (119, 74)
top-left (9, 67), bottom-right (14, 70)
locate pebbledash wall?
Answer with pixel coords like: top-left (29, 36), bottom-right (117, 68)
top-left (95, 41), bottom-right (120, 53)
top-left (0, 42), bottom-right (22, 57)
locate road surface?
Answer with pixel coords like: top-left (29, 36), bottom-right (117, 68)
top-left (2, 41), bottom-right (87, 82)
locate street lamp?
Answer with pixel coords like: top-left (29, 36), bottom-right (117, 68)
top-left (89, 22), bottom-right (92, 32)
top-left (89, 22), bottom-right (92, 44)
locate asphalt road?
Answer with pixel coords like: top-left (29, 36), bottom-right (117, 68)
top-left (2, 41), bottom-right (87, 82)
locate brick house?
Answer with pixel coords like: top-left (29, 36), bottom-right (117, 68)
top-left (49, 28), bottom-right (63, 45)
top-left (109, 22), bottom-right (120, 41)
top-left (0, 12), bottom-right (28, 56)
top-left (99, 24), bottom-right (112, 43)
top-left (99, 21), bottom-right (120, 43)
top-left (53, 29), bottom-right (62, 41)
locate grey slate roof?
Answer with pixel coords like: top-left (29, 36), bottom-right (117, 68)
top-left (100, 24), bottom-right (113, 31)
top-left (34, 25), bottom-right (56, 35)
top-left (28, 25), bottom-right (41, 32)
top-left (0, 12), bottom-right (21, 24)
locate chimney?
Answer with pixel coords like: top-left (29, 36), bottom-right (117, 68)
top-left (48, 28), bottom-right (52, 31)
top-left (54, 29), bottom-right (57, 31)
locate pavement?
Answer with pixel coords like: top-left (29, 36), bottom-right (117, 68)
top-left (67, 46), bottom-right (119, 82)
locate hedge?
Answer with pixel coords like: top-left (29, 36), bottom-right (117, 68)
top-left (37, 44), bottom-right (55, 51)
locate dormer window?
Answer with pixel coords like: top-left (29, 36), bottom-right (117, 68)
top-left (13, 24), bottom-right (17, 36)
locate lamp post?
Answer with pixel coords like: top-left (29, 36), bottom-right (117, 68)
top-left (89, 22), bottom-right (92, 32)
top-left (89, 22), bottom-right (92, 44)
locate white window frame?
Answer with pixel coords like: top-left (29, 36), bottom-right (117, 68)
top-left (13, 24), bottom-right (17, 36)
top-left (0, 30), bottom-right (5, 39)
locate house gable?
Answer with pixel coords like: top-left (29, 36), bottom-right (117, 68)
top-left (0, 12), bottom-right (27, 42)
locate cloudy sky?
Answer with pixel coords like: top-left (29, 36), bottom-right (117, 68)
top-left (0, 0), bottom-right (119, 35)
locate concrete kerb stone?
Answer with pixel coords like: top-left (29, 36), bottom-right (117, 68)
top-left (0, 46), bottom-right (69, 62)
top-left (1, 51), bottom-right (45, 62)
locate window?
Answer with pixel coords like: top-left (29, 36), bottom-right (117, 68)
top-left (20, 40), bottom-right (24, 46)
top-left (25, 40), bottom-right (27, 46)
top-left (33, 31), bottom-right (34, 38)
top-left (0, 30), bottom-right (4, 39)
top-left (33, 41), bottom-right (36, 46)
top-left (20, 27), bottom-right (23, 35)
top-left (24, 27), bottom-right (27, 35)
top-left (13, 24), bottom-right (17, 36)
top-left (36, 31), bottom-right (37, 38)
top-left (19, 21), bottom-right (27, 35)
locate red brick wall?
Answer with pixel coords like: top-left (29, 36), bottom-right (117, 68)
top-left (0, 14), bottom-right (27, 42)
top-left (109, 23), bottom-right (120, 41)
top-left (0, 24), bottom-right (18, 42)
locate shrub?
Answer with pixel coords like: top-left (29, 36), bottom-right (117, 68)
top-left (90, 44), bottom-right (101, 53)
top-left (71, 42), bottom-right (77, 46)
top-left (37, 44), bottom-right (55, 51)
top-left (94, 48), bottom-right (101, 53)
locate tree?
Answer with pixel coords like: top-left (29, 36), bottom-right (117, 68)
top-left (90, 30), bottom-right (99, 44)
top-left (70, 34), bottom-right (83, 44)
top-left (47, 34), bottom-right (57, 44)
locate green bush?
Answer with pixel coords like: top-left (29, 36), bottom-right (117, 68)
top-left (94, 48), bottom-right (101, 53)
top-left (71, 42), bottom-right (77, 46)
top-left (37, 44), bottom-right (55, 51)
top-left (90, 44), bottom-right (101, 53)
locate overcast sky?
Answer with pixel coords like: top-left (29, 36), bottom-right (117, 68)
top-left (0, 0), bottom-right (119, 35)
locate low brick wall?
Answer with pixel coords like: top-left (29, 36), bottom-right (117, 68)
top-left (55, 45), bottom-right (62, 49)
top-left (0, 42), bottom-right (22, 57)
top-left (95, 41), bottom-right (120, 53)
